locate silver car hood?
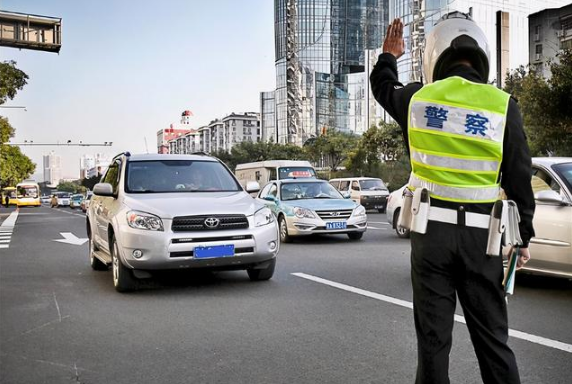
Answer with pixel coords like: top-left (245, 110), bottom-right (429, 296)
top-left (123, 192), bottom-right (262, 219)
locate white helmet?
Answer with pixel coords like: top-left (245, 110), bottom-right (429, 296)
top-left (422, 11), bottom-right (490, 83)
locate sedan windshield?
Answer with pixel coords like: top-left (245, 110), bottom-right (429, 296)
top-left (359, 179), bottom-right (387, 191)
top-left (126, 160), bottom-right (241, 193)
top-left (281, 182), bottom-right (342, 201)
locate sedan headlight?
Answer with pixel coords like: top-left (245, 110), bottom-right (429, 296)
top-left (254, 207), bottom-right (275, 227)
top-left (294, 207), bottom-right (316, 219)
top-left (126, 211), bottom-right (164, 231)
top-left (353, 205), bottom-right (366, 217)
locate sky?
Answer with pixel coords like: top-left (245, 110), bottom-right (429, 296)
top-left (1, 0), bottom-right (276, 179)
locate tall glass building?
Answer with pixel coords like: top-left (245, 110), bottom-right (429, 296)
top-left (262, 0), bottom-right (389, 145)
top-left (388, 0), bottom-right (570, 85)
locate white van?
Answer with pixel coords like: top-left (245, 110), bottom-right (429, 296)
top-left (235, 160), bottom-right (316, 188)
top-left (329, 177), bottom-right (390, 213)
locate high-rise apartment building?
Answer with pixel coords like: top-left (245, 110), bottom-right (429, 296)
top-left (43, 151), bottom-right (62, 187)
top-left (167, 112), bottom-right (260, 155)
top-left (529, 3), bottom-right (572, 78)
top-left (262, 0), bottom-right (389, 145)
top-left (388, 0), bottom-right (570, 86)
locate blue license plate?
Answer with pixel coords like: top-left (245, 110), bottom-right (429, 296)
top-left (194, 245), bottom-right (235, 259)
top-left (326, 221), bottom-right (347, 230)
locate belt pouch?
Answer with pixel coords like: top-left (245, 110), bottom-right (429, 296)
top-left (410, 188), bottom-right (430, 234)
top-left (397, 188), bottom-right (413, 231)
top-left (486, 200), bottom-right (505, 256)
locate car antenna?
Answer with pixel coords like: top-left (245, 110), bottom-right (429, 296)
top-left (144, 137), bottom-right (149, 153)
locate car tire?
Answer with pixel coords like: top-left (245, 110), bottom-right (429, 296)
top-left (247, 258), bottom-right (276, 281)
top-left (279, 215), bottom-right (292, 243)
top-left (89, 237), bottom-right (107, 271)
top-left (111, 235), bottom-right (137, 292)
top-left (394, 209), bottom-right (410, 239)
top-left (347, 232), bottom-right (363, 240)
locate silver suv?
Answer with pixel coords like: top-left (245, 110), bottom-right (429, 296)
top-left (86, 153), bottom-right (279, 292)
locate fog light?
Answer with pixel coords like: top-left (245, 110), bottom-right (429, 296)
top-left (269, 241), bottom-right (277, 251)
top-left (132, 249), bottom-right (143, 258)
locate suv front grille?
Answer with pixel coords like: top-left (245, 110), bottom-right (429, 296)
top-left (315, 209), bottom-right (353, 220)
top-left (172, 215), bottom-right (249, 232)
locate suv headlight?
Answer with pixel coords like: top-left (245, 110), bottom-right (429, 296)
top-left (294, 207), bottom-right (316, 219)
top-left (254, 207), bottom-right (275, 227)
top-left (126, 211), bottom-right (164, 231)
top-left (353, 205), bottom-right (366, 217)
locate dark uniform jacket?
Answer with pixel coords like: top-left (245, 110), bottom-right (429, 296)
top-left (370, 53), bottom-right (535, 246)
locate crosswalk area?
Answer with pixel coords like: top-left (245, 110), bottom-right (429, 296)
top-left (0, 210), bottom-right (19, 249)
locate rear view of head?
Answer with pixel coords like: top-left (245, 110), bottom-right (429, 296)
top-left (422, 11), bottom-right (490, 83)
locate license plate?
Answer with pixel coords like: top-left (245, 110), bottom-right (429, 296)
top-left (194, 245), bottom-right (235, 259)
top-left (326, 221), bottom-right (347, 230)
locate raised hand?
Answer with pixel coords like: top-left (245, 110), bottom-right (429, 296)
top-left (383, 18), bottom-right (405, 59)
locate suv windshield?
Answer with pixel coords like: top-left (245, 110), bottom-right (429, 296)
top-left (359, 179), bottom-right (387, 191)
top-left (281, 182), bottom-right (342, 201)
top-left (126, 160), bottom-right (241, 193)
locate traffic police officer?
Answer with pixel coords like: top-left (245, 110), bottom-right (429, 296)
top-left (370, 12), bottom-right (535, 384)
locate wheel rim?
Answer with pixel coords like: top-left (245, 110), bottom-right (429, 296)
top-left (397, 226), bottom-right (407, 236)
top-left (280, 219), bottom-right (287, 240)
top-left (112, 242), bottom-right (119, 286)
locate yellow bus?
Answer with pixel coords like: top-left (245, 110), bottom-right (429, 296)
top-left (16, 180), bottom-right (41, 207)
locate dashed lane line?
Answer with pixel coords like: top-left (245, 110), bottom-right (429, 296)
top-left (292, 272), bottom-right (572, 354)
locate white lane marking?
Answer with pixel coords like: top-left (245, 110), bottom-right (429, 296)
top-left (367, 221), bottom-right (390, 225)
top-left (0, 210), bottom-right (18, 249)
top-left (367, 226), bottom-right (387, 230)
top-left (1, 210), bottom-right (19, 227)
top-left (292, 272), bottom-right (572, 354)
top-left (53, 232), bottom-right (88, 246)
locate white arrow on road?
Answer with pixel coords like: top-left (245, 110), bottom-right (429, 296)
top-left (53, 232), bottom-right (88, 246)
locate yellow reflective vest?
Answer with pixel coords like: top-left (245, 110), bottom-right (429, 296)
top-left (407, 76), bottom-right (511, 203)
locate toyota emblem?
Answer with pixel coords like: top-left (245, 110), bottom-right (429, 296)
top-left (204, 217), bottom-right (220, 228)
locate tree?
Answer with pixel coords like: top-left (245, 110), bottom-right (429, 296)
top-left (0, 61), bottom-right (35, 188)
top-left (0, 141), bottom-right (36, 187)
top-left (504, 50), bottom-right (572, 156)
top-left (304, 130), bottom-right (359, 171)
top-left (57, 181), bottom-right (79, 193)
top-left (0, 60), bottom-right (29, 105)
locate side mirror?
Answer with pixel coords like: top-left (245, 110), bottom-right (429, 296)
top-left (342, 191), bottom-right (351, 199)
top-left (263, 195), bottom-right (276, 202)
top-left (246, 181), bottom-right (260, 193)
top-left (93, 183), bottom-right (114, 197)
top-left (535, 190), bottom-right (564, 205)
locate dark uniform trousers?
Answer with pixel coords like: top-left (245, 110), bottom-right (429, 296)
top-left (411, 218), bottom-right (521, 384)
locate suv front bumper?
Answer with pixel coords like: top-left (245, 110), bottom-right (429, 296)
top-left (115, 218), bottom-right (279, 271)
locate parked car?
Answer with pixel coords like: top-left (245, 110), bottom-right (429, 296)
top-left (81, 194), bottom-right (91, 213)
top-left (54, 192), bottom-right (71, 207)
top-left (519, 157), bottom-right (572, 278)
top-left (388, 158), bottom-right (572, 278)
top-left (40, 195), bottom-right (52, 204)
top-left (257, 179), bottom-right (367, 242)
top-left (386, 185), bottom-right (410, 238)
top-left (329, 177), bottom-right (390, 213)
top-left (70, 194), bottom-right (84, 209)
top-left (87, 153), bottom-right (279, 292)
